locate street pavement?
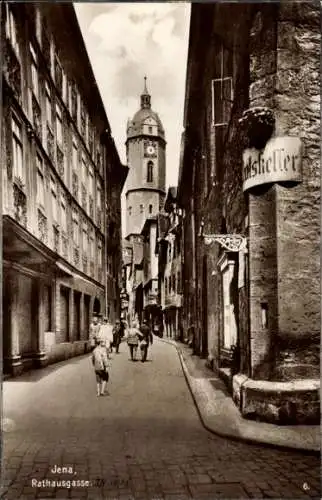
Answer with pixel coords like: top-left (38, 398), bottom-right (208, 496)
top-left (2, 338), bottom-right (321, 500)
top-left (161, 339), bottom-right (320, 452)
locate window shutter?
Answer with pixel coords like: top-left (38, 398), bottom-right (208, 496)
top-left (212, 77), bottom-right (233, 126)
top-left (222, 77), bottom-right (233, 124)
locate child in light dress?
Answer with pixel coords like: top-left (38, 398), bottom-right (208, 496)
top-left (92, 338), bottom-right (111, 396)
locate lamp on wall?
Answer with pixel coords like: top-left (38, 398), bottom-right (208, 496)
top-left (198, 218), bottom-right (247, 252)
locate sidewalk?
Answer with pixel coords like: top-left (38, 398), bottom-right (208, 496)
top-left (159, 337), bottom-right (320, 454)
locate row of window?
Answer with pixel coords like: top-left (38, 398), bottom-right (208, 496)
top-left (71, 208), bottom-right (102, 265)
top-left (128, 204), bottom-right (153, 216)
top-left (6, 4), bottom-right (105, 219)
top-left (165, 272), bottom-right (182, 296)
top-left (9, 3), bottom-right (103, 163)
top-left (11, 114), bottom-right (103, 273)
top-left (11, 113), bottom-right (103, 237)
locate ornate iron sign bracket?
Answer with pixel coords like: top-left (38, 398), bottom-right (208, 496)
top-left (202, 234), bottom-right (247, 252)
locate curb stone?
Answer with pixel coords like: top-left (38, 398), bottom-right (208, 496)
top-left (158, 337), bottom-right (320, 455)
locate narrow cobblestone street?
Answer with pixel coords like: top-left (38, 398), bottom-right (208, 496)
top-left (2, 339), bottom-right (320, 500)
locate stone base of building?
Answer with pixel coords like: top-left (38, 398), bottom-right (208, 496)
top-left (32, 351), bottom-right (49, 369)
top-left (218, 367), bottom-right (233, 393)
top-left (4, 355), bottom-right (24, 377)
top-left (232, 374), bottom-right (320, 425)
top-left (4, 342), bottom-right (90, 378)
top-left (46, 340), bottom-right (89, 365)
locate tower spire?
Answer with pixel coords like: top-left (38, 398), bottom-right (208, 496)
top-left (140, 76), bottom-right (151, 109)
top-left (143, 75), bottom-right (148, 94)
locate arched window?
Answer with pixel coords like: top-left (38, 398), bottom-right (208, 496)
top-left (147, 161), bottom-right (153, 182)
top-left (128, 206), bottom-right (132, 216)
top-left (149, 204), bottom-right (152, 214)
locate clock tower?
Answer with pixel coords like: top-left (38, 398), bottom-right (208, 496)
top-left (124, 77), bottom-right (166, 237)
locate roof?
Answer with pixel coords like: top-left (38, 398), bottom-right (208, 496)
top-left (127, 108), bottom-right (165, 140)
top-left (127, 78), bottom-right (165, 140)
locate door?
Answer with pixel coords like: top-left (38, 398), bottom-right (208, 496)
top-left (221, 257), bottom-right (238, 350)
top-left (202, 255), bottom-right (208, 357)
top-left (43, 285), bottom-right (52, 332)
top-left (84, 295), bottom-right (90, 340)
top-left (73, 291), bottom-right (81, 341)
top-left (60, 286), bottom-right (69, 342)
top-left (19, 276), bottom-right (33, 356)
top-left (3, 273), bottom-right (11, 374)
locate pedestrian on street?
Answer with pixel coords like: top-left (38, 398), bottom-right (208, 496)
top-left (120, 320), bottom-right (126, 339)
top-left (138, 319), bottom-right (153, 363)
top-left (89, 316), bottom-right (100, 351)
top-left (112, 320), bottom-right (122, 354)
top-left (126, 320), bottom-right (140, 361)
top-left (99, 317), bottom-right (114, 352)
top-left (91, 338), bottom-right (111, 396)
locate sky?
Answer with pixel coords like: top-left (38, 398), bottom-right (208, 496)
top-left (74, 2), bottom-right (191, 191)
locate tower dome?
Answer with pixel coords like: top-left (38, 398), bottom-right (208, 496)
top-left (127, 77), bottom-right (165, 140)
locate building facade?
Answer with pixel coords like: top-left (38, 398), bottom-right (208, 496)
top-left (105, 143), bottom-right (128, 323)
top-left (121, 236), bottom-right (144, 325)
top-left (141, 216), bottom-right (161, 331)
top-left (2, 2), bottom-right (125, 375)
top-left (158, 188), bottom-right (183, 340)
top-left (178, 2), bottom-right (320, 423)
top-left (122, 79), bottom-right (166, 327)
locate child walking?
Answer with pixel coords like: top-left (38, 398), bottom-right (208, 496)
top-left (92, 338), bottom-right (110, 396)
top-left (126, 319), bottom-right (140, 361)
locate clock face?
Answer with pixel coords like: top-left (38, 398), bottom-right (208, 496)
top-left (144, 141), bottom-right (157, 157)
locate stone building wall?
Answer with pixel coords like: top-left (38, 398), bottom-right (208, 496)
top-left (126, 139), bottom-right (145, 190)
top-left (274, 2), bottom-right (320, 380)
top-left (125, 190), bottom-right (162, 236)
top-left (191, 3), bottom-right (253, 366)
top-left (248, 2), bottom-right (320, 381)
top-left (180, 0), bottom-right (320, 422)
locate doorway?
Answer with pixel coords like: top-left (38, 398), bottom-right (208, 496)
top-left (60, 286), bottom-right (70, 342)
top-left (84, 294), bottom-right (90, 340)
top-left (202, 255), bottom-right (208, 358)
top-left (73, 291), bottom-right (81, 341)
top-left (219, 253), bottom-right (238, 361)
top-left (93, 297), bottom-right (101, 316)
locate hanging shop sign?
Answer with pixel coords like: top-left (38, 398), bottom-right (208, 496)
top-left (242, 136), bottom-right (302, 192)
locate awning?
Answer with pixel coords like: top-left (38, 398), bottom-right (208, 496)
top-left (55, 260), bottom-right (73, 277)
top-left (3, 215), bottom-right (57, 275)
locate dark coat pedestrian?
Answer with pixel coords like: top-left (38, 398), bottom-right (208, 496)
top-left (112, 320), bottom-right (122, 353)
top-left (138, 320), bottom-right (153, 362)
